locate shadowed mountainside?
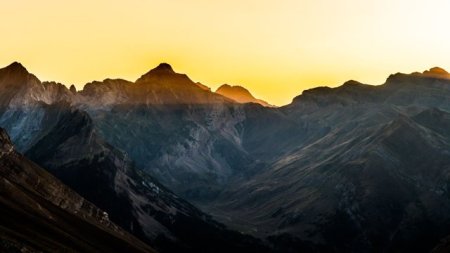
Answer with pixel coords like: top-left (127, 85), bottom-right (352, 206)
top-left (0, 128), bottom-right (155, 253)
top-left (209, 71), bottom-right (450, 252)
top-left (23, 107), bottom-right (270, 253)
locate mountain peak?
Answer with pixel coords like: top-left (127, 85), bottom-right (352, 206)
top-left (410, 67), bottom-right (450, 80)
top-left (424, 67), bottom-right (449, 76)
top-left (0, 61), bottom-right (40, 89)
top-left (216, 84), bottom-right (273, 107)
top-left (149, 63), bottom-right (175, 74)
top-left (386, 67), bottom-right (450, 85)
top-left (69, 84), bottom-right (77, 94)
top-left (217, 84), bottom-right (253, 97)
top-left (342, 80), bottom-right (363, 87)
top-left (136, 63), bottom-right (180, 83)
top-left (3, 61), bottom-right (29, 74)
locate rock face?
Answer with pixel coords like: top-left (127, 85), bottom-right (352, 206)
top-left (0, 128), bottom-right (155, 253)
top-left (23, 107), bottom-right (269, 253)
top-left (3, 61), bottom-right (450, 252)
top-left (89, 102), bottom-right (254, 200)
top-left (216, 84), bottom-right (274, 107)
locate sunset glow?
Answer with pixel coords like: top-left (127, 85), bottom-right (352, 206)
top-left (2, 0), bottom-right (450, 105)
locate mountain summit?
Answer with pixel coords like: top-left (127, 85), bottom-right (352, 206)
top-left (422, 67), bottom-right (450, 78)
top-left (4, 61), bottom-right (29, 73)
top-left (216, 84), bottom-right (273, 107)
top-left (426, 67), bottom-right (448, 75)
top-left (136, 63), bottom-right (178, 83)
top-left (0, 61), bottom-right (34, 81)
top-left (148, 63), bottom-right (175, 74)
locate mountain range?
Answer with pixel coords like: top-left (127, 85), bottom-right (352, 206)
top-left (1, 61), bottom-right (450, 252)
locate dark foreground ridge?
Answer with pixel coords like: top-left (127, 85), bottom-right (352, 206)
top-left (0, 128), bottom-right (156, 253)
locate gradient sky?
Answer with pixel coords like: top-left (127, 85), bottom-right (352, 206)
top-left (2, 0), bottom-right (450, 105)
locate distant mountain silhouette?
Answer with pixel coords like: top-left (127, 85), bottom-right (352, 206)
top-left (216, 84), bottom-right (274, 107)
top-left (418, 67), bottom-right (450, 79)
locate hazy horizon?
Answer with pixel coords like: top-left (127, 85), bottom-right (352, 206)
top-left (2, 0), bottom-right (450, 105)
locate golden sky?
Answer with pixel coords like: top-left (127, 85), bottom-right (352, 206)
top-left (2, 0), bottom-right (450, 105)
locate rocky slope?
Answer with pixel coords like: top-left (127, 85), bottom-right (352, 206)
top-left (24, 107), bottom-right (269, 253)
top-left (0, 128), bottom-right (155, 253)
